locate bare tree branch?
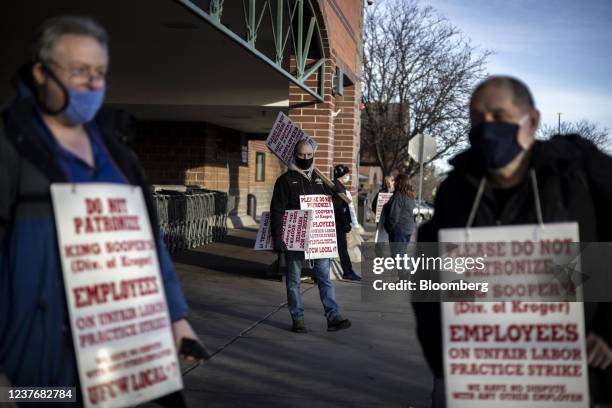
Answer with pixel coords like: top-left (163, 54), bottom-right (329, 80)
top-left (537, 120), bottom-right (611, 153)
top-left (361, 0), bottom-right (490, 177)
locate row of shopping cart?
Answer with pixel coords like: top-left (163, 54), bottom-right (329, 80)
top-left (152, 187), bottom-right (229, 253)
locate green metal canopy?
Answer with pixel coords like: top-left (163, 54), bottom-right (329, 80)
top-left (175, 0), bottom-right (326, 102)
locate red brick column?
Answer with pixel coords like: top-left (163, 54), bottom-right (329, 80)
top-left (333, 83), bottom-right (360, 193)
top-left (288, 56), bottom-right (336, 177)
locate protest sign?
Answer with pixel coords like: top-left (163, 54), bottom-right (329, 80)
top-left (374, 209), bottom-right (389, 243)
top-left (51, 184), bottom-right (182, 408)
top-left (300, 195), bottom-right (338, 259)
top-left (254, 210), bottom-right (311, 251)
top-left (254, 212), bottom-right (274, 250)
top-left (266, 111), bottom-right (317, 166)
top-left (282, 210), bottom-right (311, 251)
top-left (438, 223), bottom-right (589, 408)
top-left (265, 113), bottom-right (349, 204)
top-left (375, 192), bottom-right (393, 223)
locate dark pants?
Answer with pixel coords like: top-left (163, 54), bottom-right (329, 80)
top-left (590, 366), bottom-right (612, 404)
top-left (389, 230), bottom-right (411, 256)
top-left (389, 230), bottom-right (411, 279)
top-left (336, 230), bottom-right (354, 276)
top-left (389, 229), bottom-right (411, 243)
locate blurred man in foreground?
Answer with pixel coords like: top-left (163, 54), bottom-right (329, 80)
top-left (413, 76), bottom-right (612, 406)
top-left (0, 16), bottom-right (203, 402)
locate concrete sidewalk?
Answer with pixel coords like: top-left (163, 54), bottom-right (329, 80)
top-left (170, 228), bottom-right (433, 408)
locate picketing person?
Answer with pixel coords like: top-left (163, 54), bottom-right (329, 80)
top-left (0, 15), bottom-right (204, 405)
top-left (332, 164), bottom-right (361, 281)
top-left (270, 140), bottom-right (351, 333)
top-left (413, 75), bottom-right (612, 406)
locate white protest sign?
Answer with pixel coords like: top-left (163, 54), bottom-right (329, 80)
top-left (375, 192), bottom-right (393, 223)
top-left (346, 190), bottom-right (359, 227)
top-left (439, 223), bottom-right (589, 408)
top-left (50, 184), bottom-right (182, 408)
top-left (266, 111), bottom-right (317, 166)
top-left (300, 195), bottom-right (338, 259)
top-left (374, 205), bottom-right (389, 243)
top-left (282, 210), bottom-right (311, 250)
top-left (254, 210), bottom-right (311, 251)
top-left (254, 212), bottom-right (274, 250)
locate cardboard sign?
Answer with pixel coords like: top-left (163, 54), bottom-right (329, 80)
top-left (282, 210), bottom-right (311, 251)
top-left (50, 184), bottom-right (182, 408)
top-left (374, 208), bottom-right (389, 243)
top-left (375, 192), bottom-right (393, 223)
top-left (346, 190), bottom-right (359, 227)
top-left (439, 223), bottom-right (589, 408)
top-left (300, 195), bottom-right (338, 259)
top-left (254, 210), bottom-right (311, 251)
top-left (266, 111), bottom-right (317, 166)
top-left (374, 193), bottom-right (393, 242)
top-left (254, 212), bottom-right (274, 250)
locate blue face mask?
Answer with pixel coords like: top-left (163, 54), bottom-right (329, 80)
top-left (468, 116), bottom-right (528, 169)
top-left (63, 88), bottom-right (105, 125)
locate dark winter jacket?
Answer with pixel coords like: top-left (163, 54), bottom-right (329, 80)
top-left (383, 192), bottom-right (416, 240)
top-left (270, 166), bottom-right (347, 247)
top-left (333, 179), bottom-right (352, 233)
top-left (413, 135), bottom-right (612, 401)
top-left (0, 97), bottom-right (188, 389)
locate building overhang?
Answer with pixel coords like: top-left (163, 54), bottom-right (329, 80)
top-left (0, 0), bottom-right (326, 133)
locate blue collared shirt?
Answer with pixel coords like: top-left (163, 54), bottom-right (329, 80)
top-left (33, 113), bottom-right (128, 183)
top-left (31, 112), bottom-right (188, 321)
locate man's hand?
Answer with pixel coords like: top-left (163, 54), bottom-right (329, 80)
top-left (172, 319), bottom-right (205, 365)
top-left (274, 240), bottom-right (288, 253)
top-left (587, 332), bottom-right (612, 370)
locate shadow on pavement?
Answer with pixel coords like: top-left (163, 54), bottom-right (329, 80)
top-left (216, 234), bottom-right (259, 249)
top-left (174, 251), bottom-right (271, 279)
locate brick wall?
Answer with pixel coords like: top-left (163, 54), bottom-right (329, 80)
top-left (133, 121), bottom-right (284, 219)
top-left (288, 1), bottom-right (363, 186)
top-left (289, 55), bottom-right (337, 176)
top-left (332, 83), bottom-right (361, 194)
top-left (318, 0), bottom-right (363, 79)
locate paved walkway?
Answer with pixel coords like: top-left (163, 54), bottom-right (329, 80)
top-left (170, 228), bottom-right (433, 408)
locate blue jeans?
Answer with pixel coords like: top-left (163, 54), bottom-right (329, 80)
top-left (284, 251), bottom-right (339, 321)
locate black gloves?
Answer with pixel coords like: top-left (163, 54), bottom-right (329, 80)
top-left (274, 239), bottom-right (288, 253)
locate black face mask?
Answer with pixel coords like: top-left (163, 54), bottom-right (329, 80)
top-left (295, 157), bottom-right (313, 170)
top-left (468, 121), bottom-right (523, 169)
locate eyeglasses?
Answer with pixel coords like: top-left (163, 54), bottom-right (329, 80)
top-left (44, 59), bottom-right (107, 84)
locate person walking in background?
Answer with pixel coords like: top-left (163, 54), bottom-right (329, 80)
top-left (383, 174), bottom-right (416, 243)
top-left (381, 174), bottom-right (416, 280)
top-left (270, 140), bottom-right (351, 333)
top-left (333, 164), bottom-right (361, 281)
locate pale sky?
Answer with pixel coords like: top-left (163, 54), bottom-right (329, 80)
top-left (421, 0), bottom-right (612, 132)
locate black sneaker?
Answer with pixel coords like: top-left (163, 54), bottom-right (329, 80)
top-left (342, 272), bottom-right (362, 281)
top-left (292, 319), bottom-right (308, 333)
top-left (327, 315), bottom-right (351, 331)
